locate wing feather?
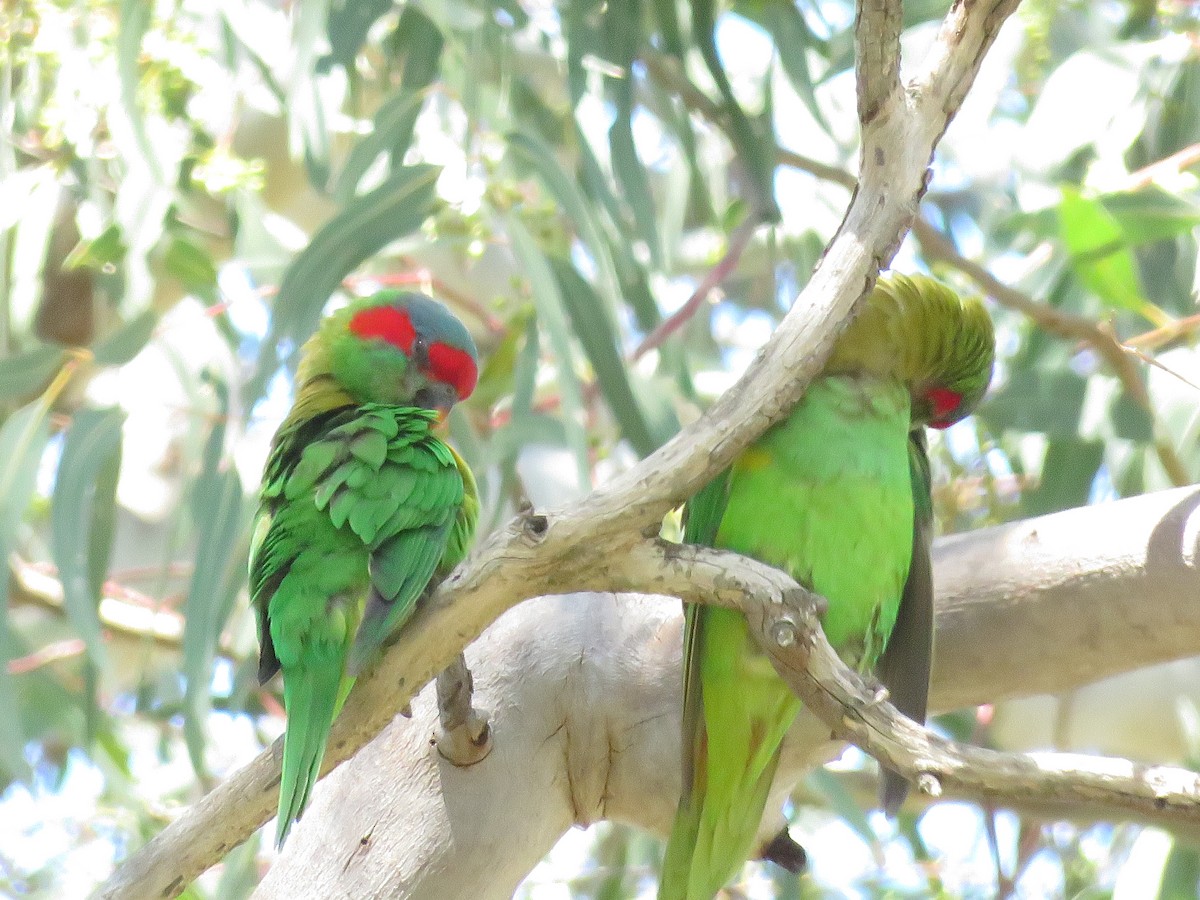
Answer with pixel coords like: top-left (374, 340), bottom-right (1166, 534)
top-left (875, 429), bottom-right (935, 815)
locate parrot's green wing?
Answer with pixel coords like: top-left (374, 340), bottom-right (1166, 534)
top-left (327, 407), bottom-right (466, 675)
top-left (250, 404), bottom-right (468, 846)
top-left (875, 429), bottom-right (934, 815)
top-left (677, 468), bottom-right (733, 804)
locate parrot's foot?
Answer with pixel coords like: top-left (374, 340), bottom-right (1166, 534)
top-left (434, 653), bottom-right (493, 766)
top-left (759, 827), bottom-right (807, 874)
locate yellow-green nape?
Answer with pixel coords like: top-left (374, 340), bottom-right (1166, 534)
top-left (827, 272), bottom-right (995, 427)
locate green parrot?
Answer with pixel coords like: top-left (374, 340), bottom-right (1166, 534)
top-left (660, 274), bottom-right (994, 898)
top-left (250, 291), bottom-right (480, 848)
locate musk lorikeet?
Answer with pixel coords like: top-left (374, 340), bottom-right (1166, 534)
top-left (660, 273), bottom-right (995, 898)
top-left (250, 291), bottom-right (480, 847)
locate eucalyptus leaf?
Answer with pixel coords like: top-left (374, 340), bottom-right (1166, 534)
top-left (50, 407), bottom-right (126, 669)
top-left (252, 164), bottom-right (441, 398)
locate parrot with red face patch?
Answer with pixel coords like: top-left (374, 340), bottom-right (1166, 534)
top-left (250, 291), bottom-right (479, 847)
top-left (660, 274), bottom-right (995, 898)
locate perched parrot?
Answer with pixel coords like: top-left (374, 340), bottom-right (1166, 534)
top-left (250, 291), bottom-right (480, 848)
top-left (660, 274), bottom-right (994, 898)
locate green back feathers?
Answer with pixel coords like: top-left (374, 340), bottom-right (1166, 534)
top-left (827, 273), bottom-right (995, 427)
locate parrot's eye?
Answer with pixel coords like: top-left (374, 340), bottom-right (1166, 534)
top-left (926, 386), bottom-right (962, 428)
top-left (427, 342), bottom-right (478, 401)
top-left (349, 306), bottom-right (416, 353)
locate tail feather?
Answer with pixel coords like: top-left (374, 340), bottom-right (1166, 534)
top-left (660, 607), bottom-right (800, 899)
top-left (276, 660), bottom-right (346, 848)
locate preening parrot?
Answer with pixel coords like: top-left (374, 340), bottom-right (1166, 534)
top-left (250, 291), bottom-right (480, 848)
top-left (660, 274), bottom-right (995, 898)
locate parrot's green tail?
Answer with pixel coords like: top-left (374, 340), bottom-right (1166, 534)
top-left (276, 659), bottom-right (346, 848)
top-left (660, 607), bottom-right (801, 899)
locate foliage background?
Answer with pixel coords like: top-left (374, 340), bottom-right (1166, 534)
top-left (2, 0), bottom-right (1200, 896)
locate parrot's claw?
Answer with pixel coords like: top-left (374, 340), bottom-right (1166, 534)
top-left (759, 827), bottom-right (807, 874)
top-left (434, 653), bottom-right (493, 766)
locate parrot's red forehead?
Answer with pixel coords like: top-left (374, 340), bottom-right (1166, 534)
top-left (349, 306), bottom-right (416, 353)
top-left (927, 386), bottom-right (962, 428)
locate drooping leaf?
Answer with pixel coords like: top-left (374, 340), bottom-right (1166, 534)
top-left (1102, 187), bottom-right (1200, 245)
top-left (117, 0), bottom-right (162, 182)
top-left (251, 164), bottom-right (441, 398)
top-left (507, 130), bottom-right (623, 318)
top-left (319, 0), bottom-right (393, 74)
top-left (0, 400), bottom-right (54, 779)
top-left (1058, 187), bottom-right (1162, 322)
top-left (50, 407), bottom-right (126, 670)
top-left (504, 214), bottom-right (590, 490)
top-left (163, 236), bottom-right (219, 304)
top-left (182, 377), bottom-right (246, 777)
top-left (980, 367), bottom-right (1089, 437)
top-left (548, 258), bottom-right (660, 456)
top-left (334, 8), bottom-right (444, 202)
top-left (1023, 437), bottom-right (1104, 517)
top-left (0, 346), bottom-right (63, 402)
top-left (604, 0), bottom-right (662, 268)
top-left (92, 311), bottom-right (158, 367)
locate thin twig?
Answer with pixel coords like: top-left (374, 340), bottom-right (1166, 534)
top-left (630, 215), bottom-right (760, 362)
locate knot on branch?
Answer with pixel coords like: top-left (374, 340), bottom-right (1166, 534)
top-left (916, 771), bottom-right (943, 798)
top-left (520, 510), bottom-right (549, 543)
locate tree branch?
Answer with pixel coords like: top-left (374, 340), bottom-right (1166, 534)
top-left (98, 2), bottom-right (1024, 896)
top-left (254, 485), bottom-right (1200, 899)
top-left (754, 566), bottom-right (1200, 838)
top-left (855, 0), bottom-right (903, 126)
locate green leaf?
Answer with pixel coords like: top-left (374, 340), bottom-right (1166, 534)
top-left (1110, 390), bottom-right (1154, 442)
top-left (63, 223), bottom-right (128, 271)
top-left (334, 7), bottom-right (444, 202)
top-left (50, 407), bottom-right (125, 670)
top-left (92, 311), bottom-right (158, 366)
top-left (117, 0), bottom-right (163, 183)
top-left (0, 400), bottom-right (54, 778)
top-left (507, 130), bottom-right (623, 318)
top-left (1058, 187), bottom-right (1157, 319)
top-left (980, 367), bottom-right (1088, 437)
top-left (289, 0), bottom-right (334, 187)
top-left (548, 258), bottom-right (660, 457)
top-left (333, 90), bottom-right (428, 202)
top-left (252, 164), bottom-right (441, 398)
top-left (740, 0), bottom-right (831, 133)
top-left (163, 236), bottom-right (219, 304)
top-left (1101, 187), bottom-right (1200, 245)
top-left (320, 0), bottom-right (393, 73)
top-left (1158, 837), bottom-right (1200, 899)
top-left (604, 0), bottom-right (662, 268)
top-left (504, 214), bottom-right (590, 489)
top-left (182, 378), bottom-right (246, 776)
top-left (0, 346), bottom-right (63, 402)
top-left (690, 0), bottom-right (778, 221)
top-left (1023, 437), bottom-right (1104, 517)
top-left (468, 306), bottom-right (535, 412)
